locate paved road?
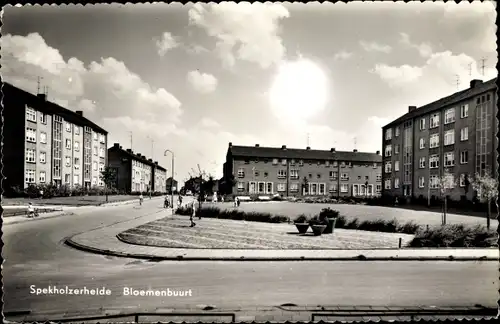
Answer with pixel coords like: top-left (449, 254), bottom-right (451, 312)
top-left (3, 198), bottom-right (498, 320)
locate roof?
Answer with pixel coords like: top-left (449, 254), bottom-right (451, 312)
top-left (2, 82), bottom-right (108, 134)
top-left (229, 145), bottom-right (382, 163)
top-left (384, 78), bottom-right (497, 129)
top-left (108, 145), bottom-right (167, 171)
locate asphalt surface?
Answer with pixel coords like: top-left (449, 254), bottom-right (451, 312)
top-left (3, 197), bottom-right (498, 320)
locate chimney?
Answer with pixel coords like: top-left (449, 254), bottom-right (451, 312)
top-left (148, 158), bottom-right (153, 162)
top-left (126, 149), bottom-right (132, 153)
top-left (408, 106), bottom-right (417, 113)
top-left (330, 148), bottom-right (336, 152)
top-left (154, 161), bottom-right (158, 165)
top-left (376, 150), bottom-right (380, 155)
top-left (470, 79), bottom-right (483, 88)
top-left (306, 146), bottom-right (311, 150)
top-left (229, 142), bottom-right (232, 147)
top-left (75, 110), bottom-right (83, 117)
top-left (255, 144), bottom-right (260, 147)
top-left (113, 143), bottom-right (119, 148)
top-left (119, 146), bottom-right (122, 149)
top-left (37, 93), bottom-right (46, 101)
top-left (353, 149), bottom-right (358, 153)
top-left (282, 145), bottom-right (287, 149)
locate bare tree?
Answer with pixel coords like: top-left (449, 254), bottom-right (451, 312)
top-left (438, 172), bottom-right (457, 225)
top-left (472, 171), bottom-right (498, 230)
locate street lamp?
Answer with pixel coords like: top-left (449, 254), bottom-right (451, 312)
top-left (164, 149), bottom-right (175, 207)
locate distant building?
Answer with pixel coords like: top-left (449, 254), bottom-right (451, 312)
top-left (166, 177), bottom-right (178, 193)
top-left (381, 78), bottom-right (497, 201)
top-left (222, 143), bottom-right (382, 197)
top-left (3, 82), bottom-right (108, 192)
top-left (108, 143), bottom-right (167, 193)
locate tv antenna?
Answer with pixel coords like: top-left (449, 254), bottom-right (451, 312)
top-left (480, 58), bottom-right (487, 76)
top-left (37, 76), bottom-right (43, 94)
top-left (354, 137), bottom-right (357, 150)
top-left (129, 131), bottom-right (133, 150)
top-left (306, 133), bottom-right (310, 147)
top-left (467, 63), bottom-right (472, 77)
top-left (454, 74), bottom-right (460, 90)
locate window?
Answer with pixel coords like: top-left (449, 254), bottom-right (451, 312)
top-left (319, 183), bottom-right (326, 195)
top-left (99, 134), bottom-right (106, 144)
top-left (444, 108), bottom-right (455, 124)
top-left (39, 151), bottom-right (46, 163)
top-left (385, 128), bottom-right (392, 140)
top-left (394, 161), bottom-right (400, 171)
top-left (394, 178), bottom-right (400, 189)
top-left (444, 152), bottom-right (455, 166)
top-left (419, 138), bottom-right (425, 149)
top-left (419, 177), bottom-right (425, 188)
top-left (429, 134), bottom-right (439, 148)
top-left (92, 176), bottom-right (98, 185)
top-left (264, 172), bottom-right (268, 177)
top-left (385, 162), bottom-right (392, 173)
top-left (460, 127), bottom-right (468, 141)
top-left (376, 184), bottom-right (382, 193)
top-left (290, 183), bottom-right (299, 192)
top-left (460, 151), bottom-right (468, 164)
top-left (419, 157), bottom-right (426, 169)
top-left (385, 145), bottom-right (392, 157)
top-left (340, 162), bottom-right (346, 168)
top-left (299, 160), bottom-right (304, 166)
top-left (93, 132), bottom-right (98, 141)
top-left (271, 158), bottom-right (278, 165)
top-left (277, 170), bottom-right (287, 179)
top-left (66, 123), bottom-right (71, 132)
top-left (74, 141), bottom-right (80, 151)
top-left (99, 163), bottom-right (104, 171)
top-left (65, 139), bottom-right (72, 150)
top-left (395, 127), bottom-right (400, 137)
top-left (65, 174), bottom-right (71, 184)
top-left (39, 171), bottom-right (46, 183)
top-left (419, 118), bottom-right (426, 130)
top-left (329, 183), bottom-right (338, 193)
top-left (65, 156), bottom-right (71, 167)
top-left (281, 159), bottom-right (287, 165)
top-left (40, 132), bottom-right (47, 144)
top-left (254, 169), bottom-right (259, 177)
top-left (266, 182), bottom-right (273, 194)
top-left (376, 174), bottom-right (382, 181)
top-left (244, 159), bottom-right (250, 164)
top-left (444, 130), bottom-right (455, 146)
top-left (429, 175), bottom-right (439, 189)
top-left (74, 126), bottom-right (80, 135)
top-left (394, 145), bottom-right (399, 154)
top-left (99, 148), bottom-right (105, 157)
top-left (277, 183), bottom-right (286, 192)
top-left (74, 157), bottom-right (80, 169)
top-left (340, 173), bottom-right (349, 180)
top-left (26, 128), bottom-right (37, 142)
top-left (325, 160), bottom-right (330, 167)
top-left (384, 179), bottom-right (391, 190)
top-left (237, 182), bottom-right (245, 191)
top-left (340, 184), bottom-right (349, 193)
top-left (290, 170), bottom-right (299, 179)
top-left (93, 161), bottom-right (98, 171)
top-left (317, 173), bottom-right (321, 179)
top-left (429, 155), bottom-right (439, 169)
top-left (93, 146), bottom-right (98, 155)
top-left (26, 107), bottom-right (36, 122)
top-left (459, 174), bottom-right (468, 187)
top-left (430, 113), bottom-right (440, 128)
top-left (333, 161), bottom-right (338, 167)
top-left (40, 113), bottom-right (47, 124)
top-left (25, 170), bottom-right (35, 184)
top-left (460, 104), bottom-right (468, 118)
top-left (329, 171), bottom-right (338, 179)
top-left (26, 149), bottom-right (35, 163)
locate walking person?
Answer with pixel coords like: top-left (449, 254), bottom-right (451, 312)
top-left (190, 201), bottom-right (196, 227)
top-left (164, 195), bottom-right (169, 208)
top-left (27, 202), bottom-right (36, 218)
top-left (139, 193), bottom-right (144, 206)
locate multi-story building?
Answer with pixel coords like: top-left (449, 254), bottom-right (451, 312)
top-left (107, 143), bottom-right (167, 193)
top-left (223, 143), bottom-right (382, 197)
top-left (3, 82), bottom-right (108, 192)
top-left (381, 78), bottom-right (497, 201)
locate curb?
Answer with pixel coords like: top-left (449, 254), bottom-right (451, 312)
top-left (64, 236), bottom-right (499, 262)
top-left (3, 212), bottom-right (75, 226)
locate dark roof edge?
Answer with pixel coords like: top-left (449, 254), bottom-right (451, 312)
top-left (108, 146), bottom-right (167, 170)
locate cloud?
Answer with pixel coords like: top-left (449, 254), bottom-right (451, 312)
top-left (371, 64), bottom-right (423, 88)
top-left (186, 44), bottom-right (209, 55)
top-left (359, 40), bottom-right (392, 53)
top-left (188, 2), bottom-right (290, 69)
top-left (199, 117), bottom-right (221, 128)
top-left (399, 32), bottom-right (433, 58)
top-left (333, 50), bottom-right (353, 61)
top-left (187, 70), bottom-right (218, 93)
top-left (155, 32), bottom-right (180, 56)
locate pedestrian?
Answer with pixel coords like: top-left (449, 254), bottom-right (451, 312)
top-left (221, 195), bottom-right (224, 203)
top-left (139, 193), bottom-right (144, 206)
top-left (39, 189), bottom-right (44, 200)
top-left (164, 195), bottom-right (169, 208)
top-left (190, 201), bottom-right (196, 227)
top-left (27, 202), bottom-right (35, 218)
top-left (236, 196), bottom-right (240, 207)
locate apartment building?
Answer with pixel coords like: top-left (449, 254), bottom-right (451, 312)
top-left (107, 143), bottom-right (167, 193)
top-left (381, 78), bottom-right (497, 201)
top-left (223, 143), bottom-right (382, 197)
top-left (3, 82), bottom-right (108, 191)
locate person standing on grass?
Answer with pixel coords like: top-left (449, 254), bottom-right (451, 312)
top-left (190, 201), bottom-right (196, 227)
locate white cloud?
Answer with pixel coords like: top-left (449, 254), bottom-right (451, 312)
top-left (188, 2), bottom-right (290, 69)
top-left (187, 70), bottom-right (218, 94)
top-left (371, 64), bottom-right (423, 88)
top-left (200, 117), bottom-right (221, 128)
top-left (359, 40), bottom-right (392, 53)
top-left (333, 50), bottom-right (353, 61)
top-left (155, 32), bottom-right (180, 56)
top-left (186, 44), bottom-right (209, 55)
top-left (399, 32), bottom-right (433, 58)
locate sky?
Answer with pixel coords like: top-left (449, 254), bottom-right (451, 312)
top-left (2, 1), bottom-right (497, 185)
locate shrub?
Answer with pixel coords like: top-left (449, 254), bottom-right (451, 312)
top-left (408, 224), bottom-right (497, 248)
top-left (294, 214), bottom-right (309, 224)
top-left (397, 221), bottom-right (421, 235)
top-left (272, 195), bottom-right (284, 201)
top-left (319, 207), bottom-right (340, 219)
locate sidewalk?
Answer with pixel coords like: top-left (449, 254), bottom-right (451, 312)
top-left (65, 213), bottom-right (499, 261)
top-left (5, 305), bottom-right (497, 323)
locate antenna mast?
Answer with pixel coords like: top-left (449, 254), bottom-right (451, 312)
top-left (37, 76), bottom-right (42, 94)
top-left (354, 137), bottom-right (357, 150)
top-left (454, 74), bottom-right (460, 90)
top-left (306, 133), bottom-right (310, 147)
top-left (480, 58), bottom-right (486, 76)
top-left (467, 63), bottom-right (472, 77)
top-left (129, 131), bottom-right (133, 150)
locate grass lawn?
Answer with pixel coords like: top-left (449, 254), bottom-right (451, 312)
top-left (201, 201), bottom-right (497, 228)
top-left (2, 195), bottom-right (141, 207)
top-left (118, 216), bottom-right (414, 250)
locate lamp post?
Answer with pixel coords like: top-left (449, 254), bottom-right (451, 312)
top-left (164, 149), bottom-right (175, 207)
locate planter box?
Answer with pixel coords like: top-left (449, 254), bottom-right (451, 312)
top-left (311, 224), bottom-right (327, 236)
top-left (294, 223), bottom-right (310, 234)
top-left (323, 218), bottom-right (338, 234)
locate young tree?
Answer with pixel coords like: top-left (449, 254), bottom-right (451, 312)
top-left (472, 171), bottom-right (498, 230)
top-left (438, 172), bottom-right (457, 225)
top-left (100, 166), bottom-right (117, 203)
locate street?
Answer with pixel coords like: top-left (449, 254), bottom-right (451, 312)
top-left (3, 198), bottom-right (498, 320)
